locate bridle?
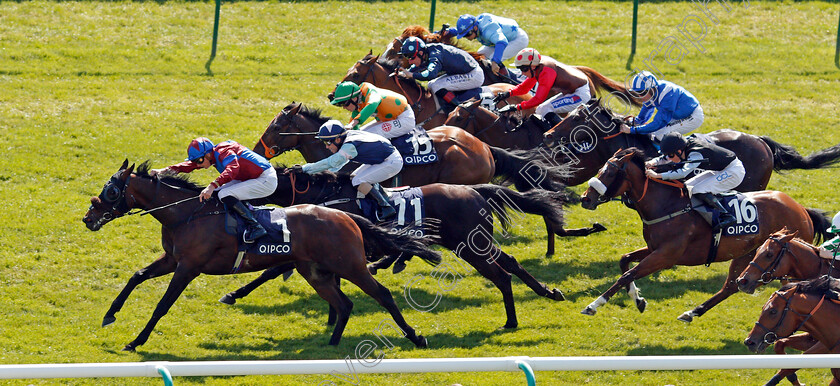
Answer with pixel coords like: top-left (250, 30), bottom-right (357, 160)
top-left (93, 171), bottom-right (136, 221)
top-left (748, 236), bottom-right (797, 284)
top-left (753, 285), bottom-right (827, 345)
top-left (260, 113), bottom-right (320, 159)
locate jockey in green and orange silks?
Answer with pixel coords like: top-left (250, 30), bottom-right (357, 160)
top-left (331, 81), bottom-right (416, 140)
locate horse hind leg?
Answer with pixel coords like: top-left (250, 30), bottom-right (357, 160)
top-left (343, 270), bottom-right (427, 348)
top-left (492, 249), bottom-right (565, 301)
top-left (104, 252), bottom-right (176, 327)
top-left (297, 263), bottom-right (352, 346)
top-left (544, 218), bottom-right (607, 258)
top-left (619, 248), bottom-right (652, 314)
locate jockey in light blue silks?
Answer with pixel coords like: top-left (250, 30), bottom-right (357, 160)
top-left (449, 13), bottom-right (529, 77)
top-left (620, 71), bottom-right (705, 143)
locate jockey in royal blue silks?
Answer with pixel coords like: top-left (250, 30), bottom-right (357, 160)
top-left (620, 71), bottom-right (705, 143)
top-left (644, 132), bottom-right (745, 232)
top-left (448, 13), bottom-right (529, 77)
top-left (296, 120), bottom-right (403, 219)
top-left (150, 137), bottom-right (277, 243)
top-left (398, 36), bottom-right (484, 113)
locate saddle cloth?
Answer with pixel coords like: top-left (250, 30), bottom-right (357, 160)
top-left (691, 192), bottom-right (759, 236)
top-left (226, 205), bottom-right (293, 255)
top-left (391, 127), bottom-right (439, 165)
top-left (359, 187), bottom-right (426, 234)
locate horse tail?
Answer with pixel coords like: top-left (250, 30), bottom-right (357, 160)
top-left (806, 208), bottom-right (832, 244)
top-left (760, 136), bottom-right (840, 171)
top-left (470, 184), bottom-right (569, 230)
top-left (575, 66), bottom-right (642, 107)
top-left (344, 212), bottom-right (442, 267)
top-left (488, 146), bottom-right (574, 192)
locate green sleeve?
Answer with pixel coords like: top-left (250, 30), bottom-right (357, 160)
top-left (354, 88), bottom-right (382, 127)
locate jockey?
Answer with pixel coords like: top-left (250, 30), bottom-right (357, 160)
top-left (150, 137), bottom-right (277, 243)
top-left (330, 81), bottom-right (416, 140)
top-left (493, 48), bottom-right (592, 131)
top-left (297, 120), bottom-right (402, 219)
top-left (620, 71), bottom-right (704, 142)
top-left (448, 13), bottom-right (529, 76)
top-left (398, 36), bottom-right (484, 113)
top-left (818, 211), bottom-right (840, 259)
top-left (645, 132), bottom-right (744, 232)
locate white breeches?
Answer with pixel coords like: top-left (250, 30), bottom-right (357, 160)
top-left (351, 151), bottom-right (403, 186)
top-left (217, 167), bottom-right (278, 201)
top-left (427, 66), bottom-right (484, 93)
top-left (649, 105), bottom-right (704, 142)
top-left (686, 158), bottom-right (745, 196)
top-left (535, 84), bottom-right (592, 117)
top-left (361, 108), bottom-right (415, 139)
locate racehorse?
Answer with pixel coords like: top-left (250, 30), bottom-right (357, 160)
top-left (444, 98), bottom-right (547, 150)
top-left (744, 276), bottom-right (840, 385)
top-left (543, 99), bottom-right (840, 188)
top-left (737, 228), bottom-right (840, 386)
top-left (253, 103), bottom-right (606, 255)
top-left (82, 160), bottom-right (436, 350)
top-left (578, 148), bottom-right (831, 322)
top-left (737, 228), bottom-right (838, 294)
top-left (225, 170), bottom-right (572, 329)
top-left (334, 52), bottom-right (531, 130)
top-left (382, 25), bottom-right (517, 86)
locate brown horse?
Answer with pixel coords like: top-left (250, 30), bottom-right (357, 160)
top-left (333, 53), bottom-right (532, 130)
top-left (82, 160), bottom-right (436, 350)
top-left (543, 99), bottom-right (840, 188)
top-left (382, 25), bottom-right (517, 86)
top-left (737, 228), bottom-right (839, 386)
top-left (445, 99), bottom-right (548, 150)
top-left (744, 276), bottom-right (840, 385)
top-left (226, 171), bottom-right (572, 328)
top-left (252, 103), bottom-right (605, 254)
top-left (578, 148), bottom-right (831, 321)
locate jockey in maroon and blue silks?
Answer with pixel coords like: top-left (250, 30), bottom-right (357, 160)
top-left (151, 138), bottom-right (277, 243)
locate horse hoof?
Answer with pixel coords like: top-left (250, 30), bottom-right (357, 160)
top-left (551, 289), bottom-right (566, 301)
top-left (392, 261), bottom-right (407, 274)
top-left (102, 316), bottom-right (116, 327)
top-left (122, 343), bottom-right (136, 352)
top-left (677, 312), bottom-right (694, 323)
top-left (367, 265), bottom-right (378, 275)
top-left (593, 223), bottom-right (607, 232)
top-left (581, 307), bottom-right (597, 316)
top-left (219, 294), bottom-right (236, 305)
top-left (415, 335), bottom-right (428, 348)
top-left (635, 298), bottom-right (647, 313)
top-left (502, 322), bottom-right (518, 329)
top-left (544, 252), bottom-right (554, 259)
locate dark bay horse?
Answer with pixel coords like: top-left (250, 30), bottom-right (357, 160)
top-left (82, 160), bottom-right (436, 350)
top-left (334, 53), bottom-right (532, 129)
top-left (227, 169), bottom-right (571, 329)
top-left (253, 103), bottom-right (606, 255)
top-left (578, 148), bottom-right (831, 322)
top-left (543, 99), bottom-right (840, 188)
top-left (737, 229), bottom-right (839, 386)
top-left (744, 276), bottom-right (840, 385)
top-left (445, 99), bottom-right (547, 150)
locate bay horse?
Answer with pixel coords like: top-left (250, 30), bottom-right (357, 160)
top-left (578, 148), bottom-right (831, 322)
top-left (737, 228), bottom-right (838, 386)
top-left (542, 99), bottom-right (840, 188)
top-left (744, 276), bottom-right (840, 385)
top-left (382, 26), bottom-right (517, 86)
top-left (333, 52), bottom-right (532, 130)
top-left (444, 98), bottom-right (547, 150)
top-left (226, 170), bottom-right (571, 329)
top-left (82, 160), bottom-right (436, 350)
top-left (253, 103), bottom-right (606, 255)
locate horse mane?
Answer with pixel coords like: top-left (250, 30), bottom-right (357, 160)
top-left (793, 275), bottom-right (840, 300)
top-left (135, 160), bottom-right (203, 192)
top-left (294, 104), bottom-right (331, 126)
top-left (614, 147), bottom-right (650, 170)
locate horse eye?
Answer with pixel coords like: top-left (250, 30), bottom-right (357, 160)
top-left (769, 309), bottom-right (778, 315)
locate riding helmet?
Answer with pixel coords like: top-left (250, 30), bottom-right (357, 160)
top-left (659, 132), bottom-right (688, 155)
top-left (400, 37), bottom-right (426, 60)
top-left (186, 137), bottom-right (215, 161)
top-left (630, 71), bottom-right (658, 93)
top-left (316, 120), bottom-right (347, 140)
top-left (829, 211), bottom-right (840, 233)
top-left (455, 14), bottom-right (477, 39)
top-left (514, 48), bottom-right (542, 67)
top-left (331, 81), bottom-right (361, 106)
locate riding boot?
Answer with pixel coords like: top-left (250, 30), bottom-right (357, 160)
top-left (434, 89), bottom-right (461, 114)
top-left (368, 184), bottom-right (396, 220)
top-left (224, 197), bottom-right (267, 243)
top-left (696, 193), bottom-right (737, 231)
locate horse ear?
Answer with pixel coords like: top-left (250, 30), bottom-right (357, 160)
top-left (787, 230), bottom-right (799, 240)
top-left (125, 163), bottom-right (135, 179)
top-left (612, 148), bottom-right (624, 157)
top-left (120, 159), bottom-right (129, 171)
top-left (289, 102), bottom-right (302, 116)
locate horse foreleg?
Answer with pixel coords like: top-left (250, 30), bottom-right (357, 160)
top-left (344, 270), bottom-right (427, 348)
top-left (619, 248), bottom-right (652, 313)
top-left (367, 253), bottom-right (402, 275)
top-left (678, 254), bottom-right (752, 323)
top-left (123, 264), bottom-right (199, 351)
top-left (583, 250), bottom-right (672, 316)
top-left (219, 262), bottom-right (295, 305)
top-left (544, 218), bottom-right (607, 258)
top-left (103, 252), bottom-right (176, 328)
top-left (466, 251), bottom-right (518, 328)
top-left (766, 337), bottom-right (825, 386)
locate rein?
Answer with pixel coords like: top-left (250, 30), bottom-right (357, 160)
top-left (287, 172), bottom-right (311, 206)
top-left (755, 286), bottom-right (830, 345)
